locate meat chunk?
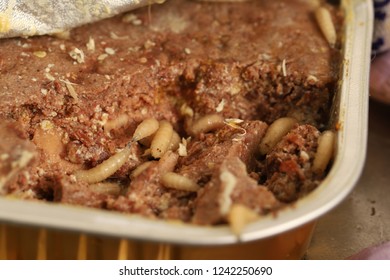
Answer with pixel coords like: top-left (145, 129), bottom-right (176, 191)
top-left (0, 121), bottom-right (36, 195)
top-left (265, 124), bottom-right (321, 202)
top-left (108, 151), bottom-right (193, 220)
top-left (178, 120), bottom-right (268, 184)
top-left (53, 176), bottom-right (118, 208)
top-left (193, 157), bottom-right (281, 225)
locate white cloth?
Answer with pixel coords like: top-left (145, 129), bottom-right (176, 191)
top-left (0, 0), bottom-right (164, 38)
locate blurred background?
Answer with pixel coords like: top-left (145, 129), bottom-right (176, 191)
top-left (307, 99), bottom-right (390, 259)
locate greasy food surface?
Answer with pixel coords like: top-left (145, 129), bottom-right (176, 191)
top-left (0, 0), bottom-right (342, 225)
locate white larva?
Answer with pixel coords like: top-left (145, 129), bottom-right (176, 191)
top-left (315, 7), bottom-right (337, 47)
top-left (132, 118), bottom-right (159, 142)
top-left (88, 182), bottom-right (121, 196)
top-left (190, 114), bottom-right (225, 136)
top-left (168, 130), bottom-right (181, 151)
top-left (150, 120), bottom-right (173, 158)
top-left (161, 172), bottom-right (200, 192)
top-left (142, 148), bottom-right (151, 157)
top-left (227, 204), bottom-right (258, 236)
top-left (138, 133), bottom-right (154, 147)
top-left (158, 151), bottom-right (179, 173)
top-left (259, 117), bottom-right (297, 155)
top-left (313, 130), bottom-right (335, 174)
top-left (104, 114), bottom-right (129, 132)
top-left (130, 161), bottom-right (153, 179)
top-left (74, 145), bottom-right (131, 184)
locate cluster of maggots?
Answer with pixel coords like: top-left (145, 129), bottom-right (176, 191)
top-left (73, 113), bottom-right (335, 235)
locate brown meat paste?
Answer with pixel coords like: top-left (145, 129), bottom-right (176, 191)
top-left (0, 0), bottom-right (342, 225)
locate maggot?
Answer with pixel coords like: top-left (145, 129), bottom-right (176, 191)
top-left (88, 182), bottom-right (122, 196)
top-left (132, 118), bottom-right (159, 142)
top-left (74, 145), bottom-right (131, 184)
top-left (168, 130), bottom-right (181, 151)
top-left (150, 120), bottom-right (173, 158)
top-left (315, 7), bottom-right (337, 47)
top-left (130, 161), bottom-right (153, 179)
top-left (161, 172), bottom-right (200, 192)
top-left (190, 114), bottom-right (225, 136)
top-left (227, 204), bottom-right (258, 236)
top-left (313, 130), bottom-right (335, 174)
top-left (259, 117), bottom-right (297, 155)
